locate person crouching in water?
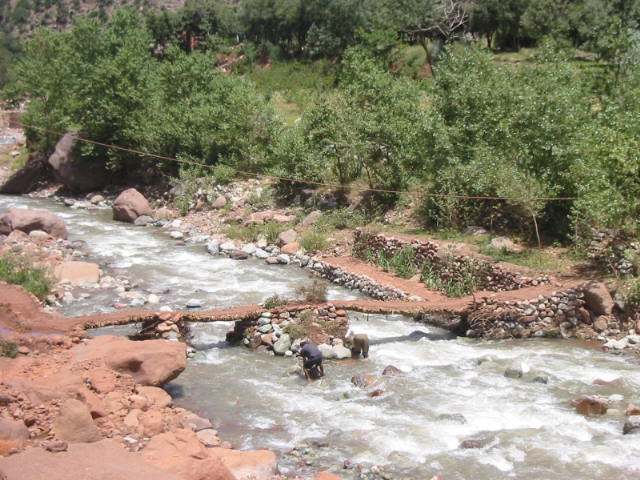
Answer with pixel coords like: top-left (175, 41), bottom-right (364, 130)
top-left (345, 327), bottom-right (369, 359)
top-left (297, 340), bottom-right (324, 380)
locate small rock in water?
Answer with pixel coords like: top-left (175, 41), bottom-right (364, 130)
top-left (206, 240), bottom-right (220, 255)
top-left (623, 416), bottom-right (640, 435)
top-left (134, 215), bottom-right (154, 226)
top-left (276, 254), bottom-right (290, 265)
top-left (186, 299), bottom-right (202, 309)
top-left (254, 248), bottom-right (269, 259)
top-left (147, 294), bottom-right (160, 304)
top-left (532, 375), bottom-right (549, 384)
top-left (169, 231), bottom-right (184, 240)
top-left (504, 360), bottom-right (527, 379)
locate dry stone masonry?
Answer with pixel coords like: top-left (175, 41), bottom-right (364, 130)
top-left (353, 229), bottom-right (549, 294)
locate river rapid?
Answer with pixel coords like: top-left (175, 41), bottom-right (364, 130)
top-left (2, 194), bottom-right (640, 480)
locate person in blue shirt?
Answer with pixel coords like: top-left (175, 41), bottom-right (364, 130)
top-left (297, 340), bottom-right (324, 380)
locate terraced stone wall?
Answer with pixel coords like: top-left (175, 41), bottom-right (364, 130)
top-left (353, 229), bottom-right (549, 293)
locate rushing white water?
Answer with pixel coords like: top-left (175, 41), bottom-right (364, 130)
top-left (171, 314), bottom-right (640, 479)
top-left (3, 194), bottom-right (640, 479)
top-left (0, 195), bottom-right (362, 316)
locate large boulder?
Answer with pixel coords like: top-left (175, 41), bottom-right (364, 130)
top-left (53, 261), bottom-right (100, 285)
top-left (52, 399), bottom-right (102, 443)
top-left (0, 439), bottom-right (182, 480)
top-left (210, 447), bottom-right (278, 480)
top-left (277, 229), bottom-right (297, 246)
top-left (70, 336), bottom-right (186, 386)
top-left (142, 429), bottom-right (236, 480)
top-left (113, 188), bottom-right (152, 223)
top-left (0, 207), bottom-right (67, 238)
top-left (0, 418), bottom-right (29, 450)
top-left (0, 156), bottom-right (52, 194)
top-left (48, 133), bottom-right (108, 192)
top-left (582, 282), bottom-right (614, 316)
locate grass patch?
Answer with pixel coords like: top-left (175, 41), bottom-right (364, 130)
top-left (223, 221), bottom-right (286, 244)
top-left (422, 259), bottom-right (481, 298)
top-left (0, 340), bottom-right (18, 358)
top-left (355, 245), bottom-right (419, 279)
top-left (263, 294), bottom-right (287, 310)
top-left (299, 231), bottom-right (328, 253)
top-left (0, 253), bottom-right (52, 300)
top-left (478, 245), bottom-right (572, 273)
top-left (313, 208), bottom-right (368, 233)
top-left (246, 59), bottom-right (338, 108)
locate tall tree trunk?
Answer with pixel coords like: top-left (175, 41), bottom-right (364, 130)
top-left (418, 34), bottom-right (435, 78)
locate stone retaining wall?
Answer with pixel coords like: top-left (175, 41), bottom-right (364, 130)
top-left (465, 287), bottom-right (630, 341)
top-left (353, 229), bottom-right (549, 294)
top-left (306, 260), bottom-right (409, 301)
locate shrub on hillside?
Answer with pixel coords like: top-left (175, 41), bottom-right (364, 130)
top-left (0, 253), bottom-right (51, 300)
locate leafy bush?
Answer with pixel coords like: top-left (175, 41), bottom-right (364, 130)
top-left (0, 253), bottom-right (52, 300)
top-left (624, 278), bottom-right (640, 312)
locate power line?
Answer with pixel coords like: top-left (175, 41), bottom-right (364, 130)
top-left (18, 121), bottom-right (579, 202)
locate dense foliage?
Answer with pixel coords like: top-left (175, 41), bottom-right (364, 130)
top-left (2, 3), bottom-right (640, 248)
top-left (5, 9), bottom-right (281, 178)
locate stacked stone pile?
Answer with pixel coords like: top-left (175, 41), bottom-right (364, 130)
top-left (228, 304), bottom-right (349, 356)
top-left (353, 229), bottom-right (549, 293)
top-left (308, 262), bottom-right (408, 300)
top-left (587, 228), bottom-right (639, 276)
top-left (466, 286), bottom-right (639, 347)
top-left (467, 289), bottom-right (587, 339)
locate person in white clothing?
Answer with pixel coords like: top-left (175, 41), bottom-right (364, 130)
top-left (345, 326), bottom-right (369, 359)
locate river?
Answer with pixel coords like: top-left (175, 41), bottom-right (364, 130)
top-left (2, 194), bottom-right (640, 480)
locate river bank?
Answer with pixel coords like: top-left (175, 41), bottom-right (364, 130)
top-left (1, 171), bottom-right (640, 479)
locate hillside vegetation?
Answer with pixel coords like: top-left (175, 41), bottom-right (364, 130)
top-left (1, 1), bottom-right (640, 282)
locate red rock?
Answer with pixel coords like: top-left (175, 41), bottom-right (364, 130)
top-left (314, 474), bottom-right (344, 480)
top-left (382, 365), bottom-right (402, 376)
top-left (86, 367), bottom-right (118, 394)
top-left (142, 429), bottom-right (236, 480)
top-left (0, 207), bottom-right (68, 238)
top-left (280, 242), bottom-right (299, 255)
top-left (0, 439), bottom-right (182, 480)
top-left (54, 261), bottom-right (100, 285)
top-left (626, 403), bottom-right (640, 416)
top-left (212, 196), bottom-right (227, 209)
top-left (583, 282), bottom-right (614, 316)
top-left (277, 229), bottom-right (297, 246)
top-left (210, 447), bottom-right (278, 480)
top-left (572, 396), bottom-right (608, 416)
top-left (0, 418), bottom-right (28, 449)
top-left (52, 399), bottom-right (102, 443)
top-left (138, 386), bottom-right (172, 409)
top-left (592, 378), bottom-right (620, 386)
top-left (140, 410), bottom-right (165, 437)
top-left (70, 336), bottom-right (186, 386)
top-left (335, 310), bottom-right (347, 317)
top-left (113, 188), bottom-right (152, 223)
top-left (228, 250), bottom-right (249, 260)
top-left (368, 389), bottom-right (385, 397)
